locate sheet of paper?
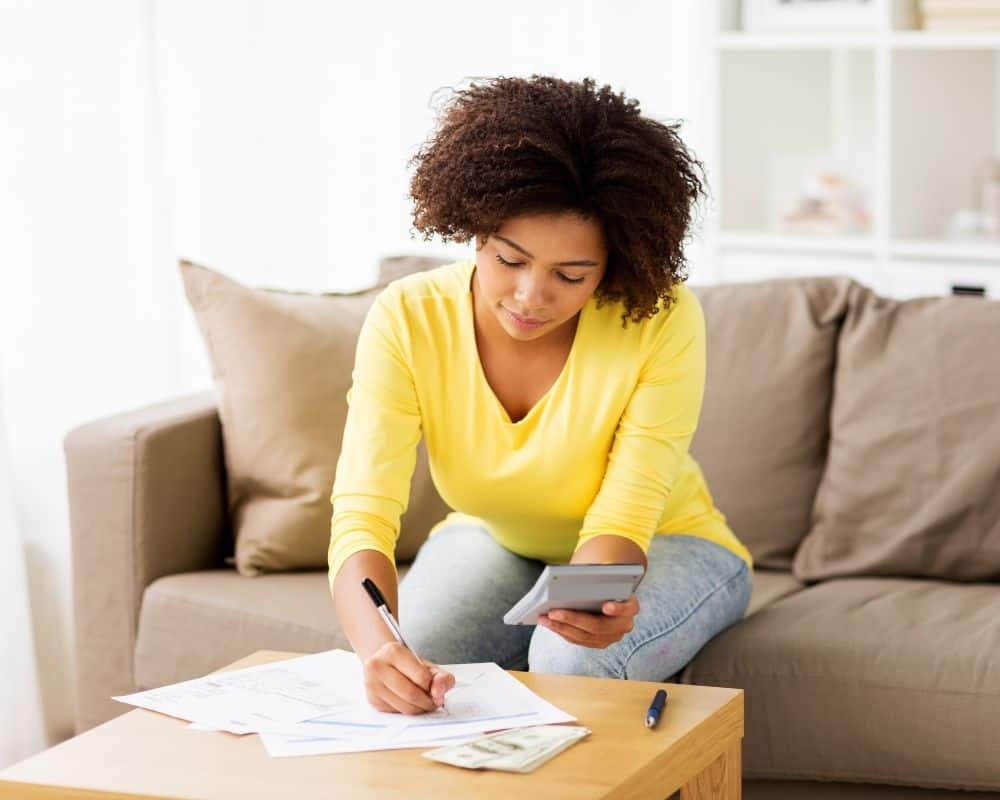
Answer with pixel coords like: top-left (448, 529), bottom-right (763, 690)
top-left (256, 661), bottom-right (577, 758)
top-left (114, 650), bottom-right (577, 758)
top-left (113, 650), bottom-right (359, 730)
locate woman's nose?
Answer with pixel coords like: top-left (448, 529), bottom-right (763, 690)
top-left (515, 277), bottom-right (548, 308)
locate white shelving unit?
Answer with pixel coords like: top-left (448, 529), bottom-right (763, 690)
top-left (702, 0), bottom-right (1000, 299)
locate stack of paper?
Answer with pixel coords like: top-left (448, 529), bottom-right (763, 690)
top-left (112, 649), bottom-right (577, 758)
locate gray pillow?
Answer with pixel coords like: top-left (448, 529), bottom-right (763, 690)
top-left (794, 284), bottom-right (1000, 582)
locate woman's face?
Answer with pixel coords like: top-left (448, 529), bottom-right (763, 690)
top-left (474, 212), bottom-right (608, 346)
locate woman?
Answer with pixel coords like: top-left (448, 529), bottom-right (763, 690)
top-left (329, 75), bottom-right (753, 715)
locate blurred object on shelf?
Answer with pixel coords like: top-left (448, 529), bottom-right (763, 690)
top-left (945, 208), bottom-right (998, 242)
top-left (769, 153), bottom-right (871, 236)
top-left (742, 0), bottom-right (879, 33)
top-left (919, 0), bottom-right (1000, 30)
top-left (945, 208), bottom-right (1000, 241)
top-left (979, 158), bottom-right (1000, 236)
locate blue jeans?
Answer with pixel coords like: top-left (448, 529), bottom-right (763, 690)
top-left (397, 524), bottom-right (752, 681)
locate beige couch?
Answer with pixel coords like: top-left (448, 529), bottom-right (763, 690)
top-left (65, 262), bottom-right (1000, 800)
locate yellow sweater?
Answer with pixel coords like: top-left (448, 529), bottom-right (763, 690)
top-left (328, 259), bottom-right (752, 587)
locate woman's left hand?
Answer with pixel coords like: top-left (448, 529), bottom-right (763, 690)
top-left (537, 594), bottom-right (639, 649)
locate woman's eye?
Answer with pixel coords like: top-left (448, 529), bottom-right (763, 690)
top-left (494, 254), bottom-right (584, 284)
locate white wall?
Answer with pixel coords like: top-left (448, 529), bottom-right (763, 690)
top-left (0, 0), bottom-right (711, 749)
top-left (155, 0), bottom-right (712, 395)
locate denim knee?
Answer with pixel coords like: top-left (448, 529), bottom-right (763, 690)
top-left (526, 557), bottom-right (752, 682)
top-left (527, 625), bottom-right (623, 679)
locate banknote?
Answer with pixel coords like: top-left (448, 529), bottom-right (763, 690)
top-left (422, 724), bottom-right (590, 773)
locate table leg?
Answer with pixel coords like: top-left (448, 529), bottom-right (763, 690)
top-left (679, 738), bottom-right (741, 800)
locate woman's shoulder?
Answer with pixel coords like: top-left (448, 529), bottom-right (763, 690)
top-left (379, 258), bottom-right (470, 297)
top-left (375, 259), bottom-right (471, 314)
top-left (590, 281), bottom-right (703, 348)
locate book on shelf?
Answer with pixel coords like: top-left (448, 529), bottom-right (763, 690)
top-left (920, 0), bottom-right (1000, 30)
top-left (921, 16), bottom-right (1000, 31)
top-left (921, 0), bottom-right (1000, 12)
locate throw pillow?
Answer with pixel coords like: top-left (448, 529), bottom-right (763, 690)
top-left (179, 257), bottom-right (451, 576)
top-left (793, 283), bottom-right (1000, 582)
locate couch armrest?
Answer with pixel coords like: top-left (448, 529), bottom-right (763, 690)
top-left (64, 390), bottom-right (228, 732)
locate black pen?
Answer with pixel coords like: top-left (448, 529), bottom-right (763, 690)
top-left (645, 688), bottom-right (667, 729)
top-left (362, 578), bottom-right (414, 652)
top-left (361, 577), bottom-right (444, 710)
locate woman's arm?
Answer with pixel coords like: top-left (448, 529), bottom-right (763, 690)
top-left (570, 533), bottom-right (648, 572)
top-left (331, 549), bottom-right (399, 661)
top-left (574, 285), bottom-right (707, 558)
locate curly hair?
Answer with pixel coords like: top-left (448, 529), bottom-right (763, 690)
top-left (406, 74), bottom-right (709, 326)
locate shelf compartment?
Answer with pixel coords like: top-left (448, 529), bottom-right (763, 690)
top-left (885, 259), bottom-right (1000, 298)
top-left (891, 49), bottom-right (998, 241)
top-left (718, 248), bottom-right (878, 287)
top-left (719, 231), bottom-right (876, 254)
top-left (717, 33), bottom-right (880, 50)
top-left (890, 238), bottom-right (1000, 262)
top-left (719, 49), bottom-right (875, 236)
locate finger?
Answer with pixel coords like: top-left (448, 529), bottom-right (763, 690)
top-left (366, 693), bottom-right (396, 714)
top-left (381, 690), bottom-right (430, 715)
top-left (539, 617), bottom-right (600, 647)
top-left (394, 647), bottom-right (434, 694)
top-left (547, 609), bottom-right (605, 635)
top-left (365, 678), bottom-right (425, 715)
top-left (543, 610), bottom-right (630, 641)
top-left (424, 661), bottom-right (455, 686)
top-left (428, 668), bottom-right (455, 705)
top-left (602, 597), bottom-right (639, 617)
top-left (434, 668), bottom-right (456, 692)
top-left (428, 674), bottom-right (445, 705)
top-left (379, 664), bottom-right (437, 713)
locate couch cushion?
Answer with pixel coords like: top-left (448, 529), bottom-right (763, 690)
top-left (134, 564), bottom-right (799, 692)
top-left (680, 577), bottom-right (1000, 791)
top-left (180, 259), bottom-right (452, 575)
top-left (688, 277), bottom-right (853, 569)
top-left (134, 563), bottom-right (410, 689)
top-left (794, 284), bottom-right (1000, 583)
top-left (743, 781), bottom-right (1000, 800)
top-left (745, 568), bottom-right (804, 617)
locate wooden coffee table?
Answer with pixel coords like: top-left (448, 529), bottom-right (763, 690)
top-left (0, 650), bottom-right (743, 799)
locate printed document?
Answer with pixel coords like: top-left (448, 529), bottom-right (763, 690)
top-left (112, 649), bottom-right (576, 757)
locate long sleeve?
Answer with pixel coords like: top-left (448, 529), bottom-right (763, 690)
top-left (574, 286), bottom-right (707, 556)
top-left (328, 288), bottom-right (421, 588)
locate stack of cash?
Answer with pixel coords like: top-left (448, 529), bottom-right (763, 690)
top-left (422, 724), bottom-right (590, 774)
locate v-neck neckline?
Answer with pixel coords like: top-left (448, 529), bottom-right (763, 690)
top-left (464, 260), bottom-right (587, 427)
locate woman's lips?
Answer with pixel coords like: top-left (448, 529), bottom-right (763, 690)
top-left (503, 307), bottom-right (547, 328)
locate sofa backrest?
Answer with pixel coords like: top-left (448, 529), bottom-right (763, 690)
top-left (689, 276), bottom-right (854, 569)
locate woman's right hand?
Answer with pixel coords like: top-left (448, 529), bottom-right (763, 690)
top-left (362, 641), bottom-right (455, 714)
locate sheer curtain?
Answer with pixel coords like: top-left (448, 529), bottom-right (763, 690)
top-left (0, 0), bottom-right (179, 757)
top-left (0, 0), bottom-right (709, 760)
top-left (0, 368), bottom-right (45, 768)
